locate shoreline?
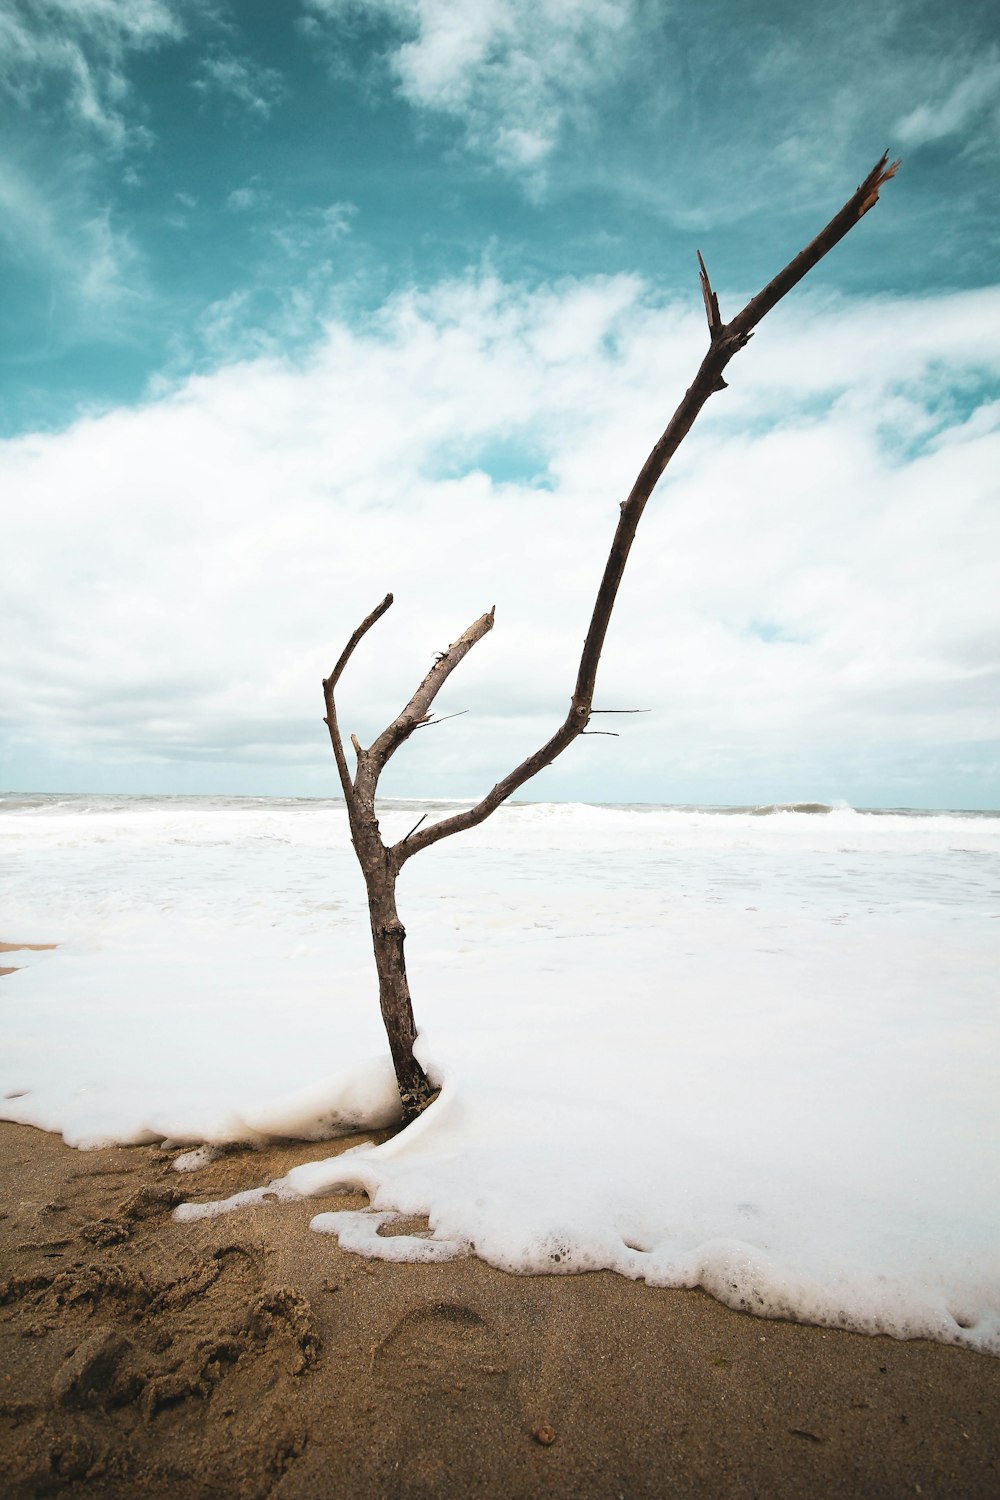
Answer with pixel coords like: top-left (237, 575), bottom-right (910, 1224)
top-left (2, 1120), bottom-right (999, 1498)
top-left (0, 940), bottom-right (56, 979)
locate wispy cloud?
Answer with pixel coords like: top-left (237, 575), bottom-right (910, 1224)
top-left (896, 52), bottom-right (1000, 149)
top-left (77, 205), bottom-right (144, 306)
top-left (0, 0), bottom-right (183, 150)
top-left (269, 200), bottom-right (358, 257)
top-left (0, 159), bottom-right (144, 317)
top-left (305, 0), bottom-right (647, 177)
top-left (225, 181), bottom-right (270, 212)
top-left (158, 198), bottom-right (360, 366)
top-left (0, 0), bottom-right (186, 343)
top-left (192, 47), bottom-right (286, 119)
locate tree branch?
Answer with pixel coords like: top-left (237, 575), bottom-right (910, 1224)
top-left (328, 592), bottom-right (394, 693)
top-left (365, 608), bottom-right (495, 775)
top-left (727, 153), bottom-right (899, 340)
top-left (322, 592), bottom-right (394, 808)
top-left (391, 154), bottom-right (899, 865)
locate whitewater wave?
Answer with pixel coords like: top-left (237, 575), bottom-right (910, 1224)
top-left (2, 793), bottom-right (998, 1352)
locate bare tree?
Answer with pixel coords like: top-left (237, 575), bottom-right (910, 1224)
top-left (323, 154), bottom-right (899, 1120)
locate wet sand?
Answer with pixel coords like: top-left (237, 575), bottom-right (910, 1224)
top-left (2, 1117), bottom-right (999, 1499)
top-left (0, 941), bottom-right (56, 979)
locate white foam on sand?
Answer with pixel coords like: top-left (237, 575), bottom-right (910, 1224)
top-left (2, 796), bottom-right (999, 1352)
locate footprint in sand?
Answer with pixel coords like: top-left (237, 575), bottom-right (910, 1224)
top-left (370, 1302), bottom-right (522, 1496)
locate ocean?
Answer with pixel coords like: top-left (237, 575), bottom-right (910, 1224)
top-left (2, 793), bottom-right (998, 1352)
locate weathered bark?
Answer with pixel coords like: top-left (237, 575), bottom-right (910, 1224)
top-left (357, 834), bottom-right (427, 1114)
top-left (324, 155), bottom-right (899, 1119)
top-left (324, 604), bottom-right (496, 1113)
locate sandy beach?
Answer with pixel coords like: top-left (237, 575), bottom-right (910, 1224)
top-left (2, 1113), bottom-right (999, 1499)
top-left (0, 941), bottom-right (56, 979)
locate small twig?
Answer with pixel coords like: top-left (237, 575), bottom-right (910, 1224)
top-left (697, 249), bottom-right (723, 341)
top-left (401, 813), bottom-right (428, 842)
top-left (414, 709), bottom-right (469, 730)
top-left (583, 730), bottom-right (620, 737)
top-left (589, 708), bottom-right (651, 714)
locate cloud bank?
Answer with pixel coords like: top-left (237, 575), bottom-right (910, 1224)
top-left (3, 273), bottom-right (998, 805)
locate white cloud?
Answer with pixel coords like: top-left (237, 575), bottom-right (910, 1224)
top-left (2, 275), bottom-right (999, 804)
top-left (305, 0), bottom-right (646, 176)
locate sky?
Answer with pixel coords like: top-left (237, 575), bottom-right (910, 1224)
top-left (1, 0), bottom-right (998, 808)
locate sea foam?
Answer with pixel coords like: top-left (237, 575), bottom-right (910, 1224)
top-left (2, 794), bottom-right (998, 1351)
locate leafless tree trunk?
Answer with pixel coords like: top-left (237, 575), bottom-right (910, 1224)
top-left (323, 154), bottom-right (899, 1120)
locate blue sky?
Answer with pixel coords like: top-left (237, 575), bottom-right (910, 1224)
top-left (2, 0), bottom-right (999, 806)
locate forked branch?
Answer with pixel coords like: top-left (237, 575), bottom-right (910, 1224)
top-left (324, 597), bottom-right (495, 827)
top-left (323, 154), bottom-right (899, 1121)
